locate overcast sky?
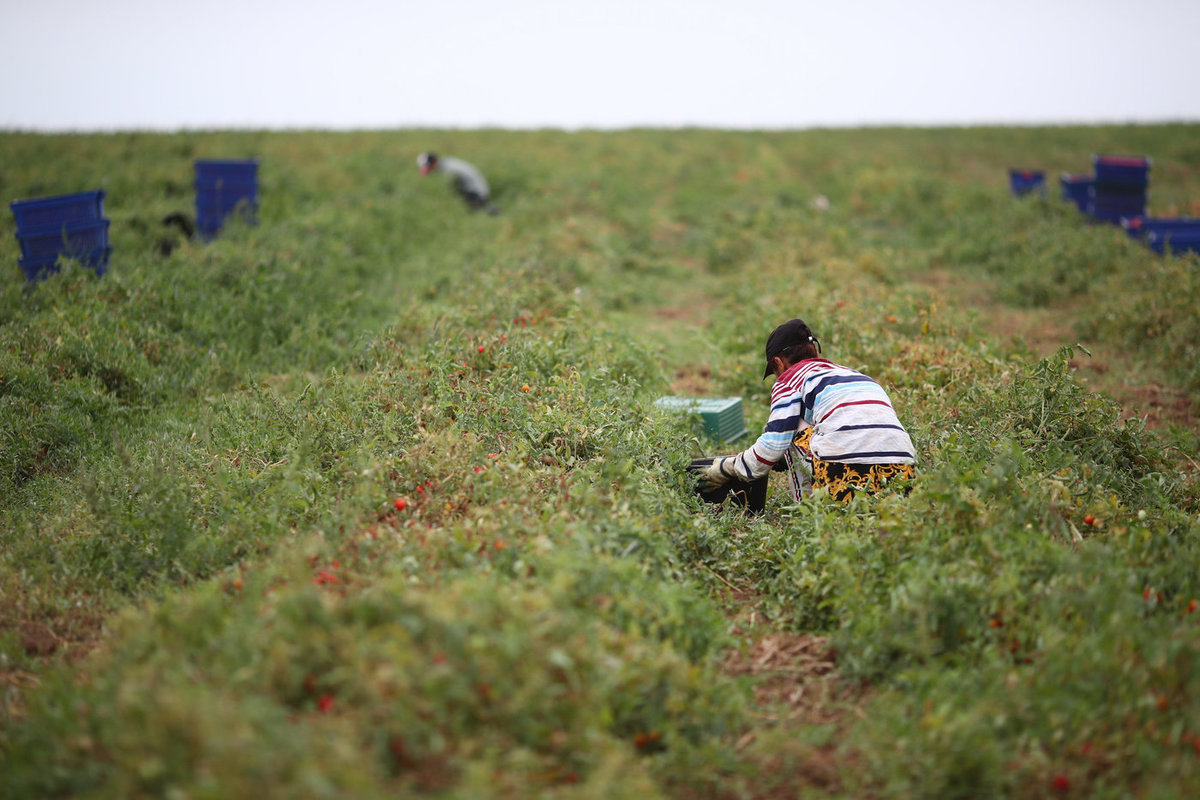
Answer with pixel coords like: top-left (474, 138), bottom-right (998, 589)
top-left (2, 0), bottom-right (1198, 131)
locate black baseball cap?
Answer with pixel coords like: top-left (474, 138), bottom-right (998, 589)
top-left (763, 318), bottom-right (820, 378)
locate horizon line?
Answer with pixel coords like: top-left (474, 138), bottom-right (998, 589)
top-left (3, 117), bottom-right (1199, 135)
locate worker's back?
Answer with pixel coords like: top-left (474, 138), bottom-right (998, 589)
top-left (438, 156), bottom-right (490, 201)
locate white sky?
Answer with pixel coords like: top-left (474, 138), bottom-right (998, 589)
top-left (2, 0), bottom-right (1198, 131)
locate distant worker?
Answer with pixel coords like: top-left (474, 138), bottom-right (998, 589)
top-left (697, 318), bottom-right (917, 504)
top-left (417, 152), bottom-right (500, 214)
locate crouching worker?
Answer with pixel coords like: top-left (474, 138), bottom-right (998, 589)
top-left (417, 151), bottom-right (500, 214)
top-left (697, 318), bottom-right (916, 506)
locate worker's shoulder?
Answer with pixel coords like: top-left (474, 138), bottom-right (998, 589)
top-left (442, 155), bottom-right (478, 171)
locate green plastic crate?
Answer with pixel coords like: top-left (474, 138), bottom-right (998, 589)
top-left (654, 396), bottom-right (748, 443)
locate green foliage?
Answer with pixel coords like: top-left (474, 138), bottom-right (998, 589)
top-left (2, 125), bottom-right (1200, 797)
top-left (4, 566), bottom-right (742, 797)
top-left (1076, 251), bottom-right (1200, 392)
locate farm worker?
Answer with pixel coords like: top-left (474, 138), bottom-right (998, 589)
top-left (697, 318), bottom-right (916, 503)
top-left (417, 152), bottom-right (500, 214)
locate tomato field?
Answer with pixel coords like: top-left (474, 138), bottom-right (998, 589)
top-left (2, 125), bottom-right (1200, 797)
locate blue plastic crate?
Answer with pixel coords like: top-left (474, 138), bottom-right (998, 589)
top-left (1122, 216), bottom-right (1197, 240)
top-left (1089, 181), bottom-right (1148, 199)
top-left (194, 159), bottom-right (259, 184)
top-left (19, 246), bottom-right (111, 282)
top-left (1093, 154), bottom-right (1151, 187)
top-left (195, 208), bottom-right (258, 240)
top-left (1088, 202), bottom-right (1146, 224)
top-left (1148, 231), bottom-right (1200, 255)
top-left (1088, 187), bottom-right (1147, 223)
top-left (1142, 218), bottom-right (1200, 255)
top-left (1060, 173), bottom-right (1092, 212)
top-left (195, 182), bottom-right (258, 211)
top-left (1142, 217), bottom-right (1200, 236)
top-left (10, 189), bottom-right (105, 232)
top-left (194, 160), bottom-right (258, 240)
top-left (15, 218), bottom-right (110, 261)
top-left (196, 201), bottom-right (258, 224)
top-left (1090, 194), bottom-right (1147, 212)
top-left (1009, 169), bottom-right (1045, 196)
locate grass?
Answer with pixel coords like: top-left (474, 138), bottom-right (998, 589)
top-left (2, 125), bottom-right (1200, 798)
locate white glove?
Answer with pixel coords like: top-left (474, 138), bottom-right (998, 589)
top-left (698, 457), bottom-right (738, 491)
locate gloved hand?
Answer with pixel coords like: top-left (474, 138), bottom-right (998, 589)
top-left (698, 456), bottom-right (737, 491)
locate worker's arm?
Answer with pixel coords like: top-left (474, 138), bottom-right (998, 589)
top-left (699, 388), bottom-right (807, 489)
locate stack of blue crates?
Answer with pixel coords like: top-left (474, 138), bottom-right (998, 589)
top-left (1060, 173), bottom-right (1093, 213)
top-left (9, 190), bottom-right (110, 281)
top-left (1088, 154), bottom-right (1150, 224)
top-left (195, 159), bottom-right (259, 238)
top-left (1021, 153), bottom-right (1196, 257)
top-left (1009, 169), bottom-right (1046, 197)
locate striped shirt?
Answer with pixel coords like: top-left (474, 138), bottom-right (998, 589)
top-left (724, 358), bottom-right (916, 484)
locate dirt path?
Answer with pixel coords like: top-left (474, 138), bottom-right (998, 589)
top-left (718, 631), bottom-right (861, 798)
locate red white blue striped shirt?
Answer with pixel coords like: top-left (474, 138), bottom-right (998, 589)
top-left (723, 358), bottom-right (916, 484)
